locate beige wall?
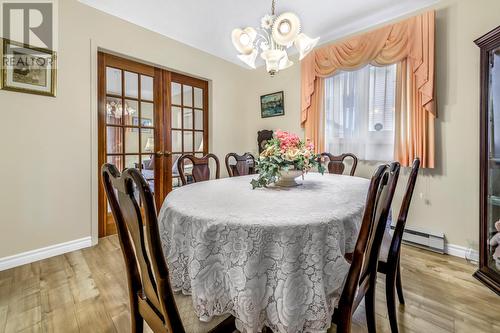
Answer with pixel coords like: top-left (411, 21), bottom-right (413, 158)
top-left (241, 0), bottom-right (500, 249)
top-left (242, 62), bottom-right (303, 157)
top-left (0, 0), bottom-right (251, 258)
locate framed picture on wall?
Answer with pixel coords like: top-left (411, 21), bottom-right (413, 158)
top-left (132, 116), bottom-right (153, 132)
top-left (1, 39), bottom-right (57, 97)
top-left (260, 91), bottom-right (284, 118)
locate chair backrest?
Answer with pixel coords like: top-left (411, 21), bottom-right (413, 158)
top-left (136, 156), bottom-right (155, 170)
top-left (178, 153), bottom-right (220, 186)
top-left (225, 152), bottom-right (256, 177)
top-left (101, 164), bottom-right (185, 333)
top-left (338, 162), bottom-right (400, 314)
top-left (321, 153), bottom-right (358, 176)
top-left (257, 130), bottom-right (274, 154)
top-left (386, 158), bottom-right (420, 265)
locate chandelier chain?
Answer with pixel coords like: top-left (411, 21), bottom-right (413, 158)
top-left (271, 0), bottom-right (276, 15)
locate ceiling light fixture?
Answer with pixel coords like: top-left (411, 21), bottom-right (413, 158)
top-left (231, 0), bottom-right (319, 76)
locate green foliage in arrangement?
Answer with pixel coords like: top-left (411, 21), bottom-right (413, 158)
top-left (251, 130), bottom-right (325, 189)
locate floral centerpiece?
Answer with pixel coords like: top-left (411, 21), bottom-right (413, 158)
top-left (251, 130), bottom-right (325, 189)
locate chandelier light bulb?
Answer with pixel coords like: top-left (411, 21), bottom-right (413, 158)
top-left (279, 20), bottom-right (291, 34)
top-left (231, 27), bottom-right (257, 54)
top-left (239, 33), bottom-right (250, 45)
top-left (272, 12), bottom-right (301, 46)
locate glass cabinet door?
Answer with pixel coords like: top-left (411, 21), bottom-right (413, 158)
top-left (474, 25), bottom-right (500, 295)
top-left (487, 47), bottom-right (500, 276)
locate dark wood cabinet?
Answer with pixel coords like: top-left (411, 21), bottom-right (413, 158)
top-left (474, 26), bottom-right (500, 295)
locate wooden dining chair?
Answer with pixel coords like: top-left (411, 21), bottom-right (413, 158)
top-left (257, 130), bottom-right (273, 154)
top-left (321, 153), bottom-right (358, 176)
top-left (332, 162), bottom-right (400, 333)
top-left (377, 158), bottom-right (420, 333)
top-left (102, 164), bottom-right (235, 333)
top-left (178, 154), bottom-right (220, 186)
top-left (225, 152), bottom-right (256, 177)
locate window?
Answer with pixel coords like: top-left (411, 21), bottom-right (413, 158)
top-left (324, 63), bottom-right (397, 161)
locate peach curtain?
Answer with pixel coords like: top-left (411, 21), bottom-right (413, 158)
top-left (301, 11), bottom-right (435, 168)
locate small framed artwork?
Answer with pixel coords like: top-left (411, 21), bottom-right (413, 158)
top-left (1, 39), bottom-right (57, 97)
top-left (260, 91), bottom-right (284, 118)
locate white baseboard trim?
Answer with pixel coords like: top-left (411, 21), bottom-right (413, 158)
top-left (445, 243), bottom-right (479, 262)
top-left (0, 237), bottom-right (92, 271)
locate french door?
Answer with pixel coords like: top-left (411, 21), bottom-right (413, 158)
top-left (169, 72), bottom-right (209, 189)
top-left (98, 53), bottom-right (209, 237)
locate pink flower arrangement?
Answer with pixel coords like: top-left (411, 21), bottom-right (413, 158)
top-left (251, 129), bottom-right (325, 188)
top-left (275, 130), bottom-right (302, 152)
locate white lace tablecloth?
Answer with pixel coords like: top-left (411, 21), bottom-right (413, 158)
top-left (158, 173), bottom-right (369, 333)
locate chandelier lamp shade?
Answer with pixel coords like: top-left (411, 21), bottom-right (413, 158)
top-left (231, 0), bottom-right (319, 76)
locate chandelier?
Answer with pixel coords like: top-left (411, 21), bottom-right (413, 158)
top-left (106, 100), bottom-right (137, 118)
top-left (231, 0), bottom-right (319, 76)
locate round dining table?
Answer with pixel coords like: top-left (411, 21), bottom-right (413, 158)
top-left (158, 173), bottom-right (370, 333)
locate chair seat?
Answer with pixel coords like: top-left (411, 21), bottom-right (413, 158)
top-left (174, 293), bottom-right (231, 333)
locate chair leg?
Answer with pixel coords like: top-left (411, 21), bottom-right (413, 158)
top-left (130, 300), bottom-right (143, 333)
top-left (336, 315), bottom-right (351, 333)
top-left (396, 263), bottom-right (405, 305)
top-left (385, 273), bottom-right (399, 333)
top-left (365, 285), bottom-right (377, 333)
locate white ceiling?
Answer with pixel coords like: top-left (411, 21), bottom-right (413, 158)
top-left (79, 0), bottom-right (439, 67)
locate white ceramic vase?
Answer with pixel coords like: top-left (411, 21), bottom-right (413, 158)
top-left (276, 169), bottom-right (303, 187)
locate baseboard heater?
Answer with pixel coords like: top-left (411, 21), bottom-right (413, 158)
top-left (389, 224), bottom-right (445, 254)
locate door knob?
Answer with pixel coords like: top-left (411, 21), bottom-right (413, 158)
top-left (155, 151), bottom-right (172, 157)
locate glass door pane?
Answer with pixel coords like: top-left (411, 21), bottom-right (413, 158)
top-left (170, 74), bottom-right (208, 189)
top-left (488, 48), bottom-right (500, 275)
top-left (104, 67), bottom-right (157, 193)
top-left (106, 67), bottom-right (121, 95)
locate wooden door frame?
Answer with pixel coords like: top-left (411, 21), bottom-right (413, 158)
top-left (97, 52), bottom-right (210, 238)
top-left (170, 72), bottom-right (209, 155)
top-left (98, 52), bottom-right (163, 237)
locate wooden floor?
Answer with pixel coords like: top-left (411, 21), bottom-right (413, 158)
top-left (0, 236), bottom-right (498, 333)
